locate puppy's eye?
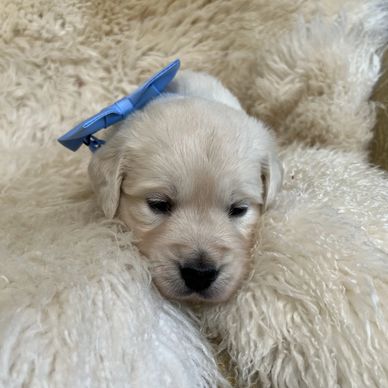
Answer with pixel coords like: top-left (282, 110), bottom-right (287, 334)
top-left (229, 203), bottom-right (248, 218)
top-left (146, 198), bottom-right (173, 215)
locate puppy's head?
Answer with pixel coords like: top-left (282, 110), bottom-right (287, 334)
top-left (89, 97), bottom-right (282, 303)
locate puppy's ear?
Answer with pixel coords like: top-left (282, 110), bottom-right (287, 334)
top-left (88, 147), bottom-right (123, 219)
top-left (261, 152), bottom-right (283, 210)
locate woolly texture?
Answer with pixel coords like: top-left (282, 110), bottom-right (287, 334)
top-left (0, 150), bottom-right (225, 387)
top-left (201, 147), bottom-right (388, 387)
top-left (1, 0), bottom-right (388, 387)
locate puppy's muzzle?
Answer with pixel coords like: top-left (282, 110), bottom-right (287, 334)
top-left (179, 250), bottom-right (219, 292)
top-left (180, 262), bottom-right (219, 292)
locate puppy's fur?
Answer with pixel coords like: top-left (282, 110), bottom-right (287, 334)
top-left (89, 70), bottom-right (283, 303)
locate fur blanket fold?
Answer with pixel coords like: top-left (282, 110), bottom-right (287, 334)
top-left (1, 0), bottom-right (388, 387)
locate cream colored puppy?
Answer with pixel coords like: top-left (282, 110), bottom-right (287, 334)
top-left (89, 70), bottom-right (283, 303)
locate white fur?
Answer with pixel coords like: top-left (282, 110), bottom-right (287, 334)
top-left (1, 0), bottom-right (388, 387)
top-left (201, 146), bottom-right (388, 387)
top-left (0, 167), bottom-right (225, 387)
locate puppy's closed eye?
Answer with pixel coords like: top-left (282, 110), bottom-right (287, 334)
top-left (228, 202), bottom-right (249, 218)
top-left (146, 196), bottom-right (174, 215)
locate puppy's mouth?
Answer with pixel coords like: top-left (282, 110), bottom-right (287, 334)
top-left (158, 284), bottom-right (232, 304)
top-left (177, 288), bottom-right (232, 304)
top-left (151, 263), bottom-right (236, 304)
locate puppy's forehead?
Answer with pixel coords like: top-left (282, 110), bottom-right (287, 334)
top-left (121, 98), bottom-right (271, 200)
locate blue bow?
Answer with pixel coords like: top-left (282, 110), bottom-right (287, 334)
top-left (58, 59), bottom-right (181, 152)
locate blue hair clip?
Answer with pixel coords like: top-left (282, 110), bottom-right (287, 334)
top-left (58, 59), bottom-right (181, 152)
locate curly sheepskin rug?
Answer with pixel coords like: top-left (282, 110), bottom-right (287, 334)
top-left (1, 0), bottom-right (388, 387)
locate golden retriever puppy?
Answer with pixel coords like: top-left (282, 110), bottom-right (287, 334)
top-left (89, 71), bottom-right (283, 303)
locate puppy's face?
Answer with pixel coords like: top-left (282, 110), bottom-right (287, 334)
top-left (89, 97), bottom-right (282, 303)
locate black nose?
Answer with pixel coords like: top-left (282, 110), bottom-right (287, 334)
top-left (180, 263), bottom-right (219, 292)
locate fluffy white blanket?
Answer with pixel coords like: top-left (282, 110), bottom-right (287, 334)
top-left (1, 0), bottom-right (388, 387)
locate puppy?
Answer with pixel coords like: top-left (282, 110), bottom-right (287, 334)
top-left (89, 70), bottom-right (283, 303)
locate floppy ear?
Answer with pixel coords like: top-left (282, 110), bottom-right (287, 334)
top-left (261, 152), bottom-right (283, 210)
top-left (88, 147), bottom-right (123, 219)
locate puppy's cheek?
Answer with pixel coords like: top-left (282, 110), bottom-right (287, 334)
top-left (135, 219), bottom-right (171, 259)
top-left (207, 250), bottom-right (249, 303)
top-left (215, 233), bottom-right (253, 301)
top-left (235, 206), bottom-right (260, 244)
top-left (118, 196), bottom-right (163, 240)
top-left (147, 254), bottom-right (183, 298)
top-left (151, 269), bottom-right (180, 299)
